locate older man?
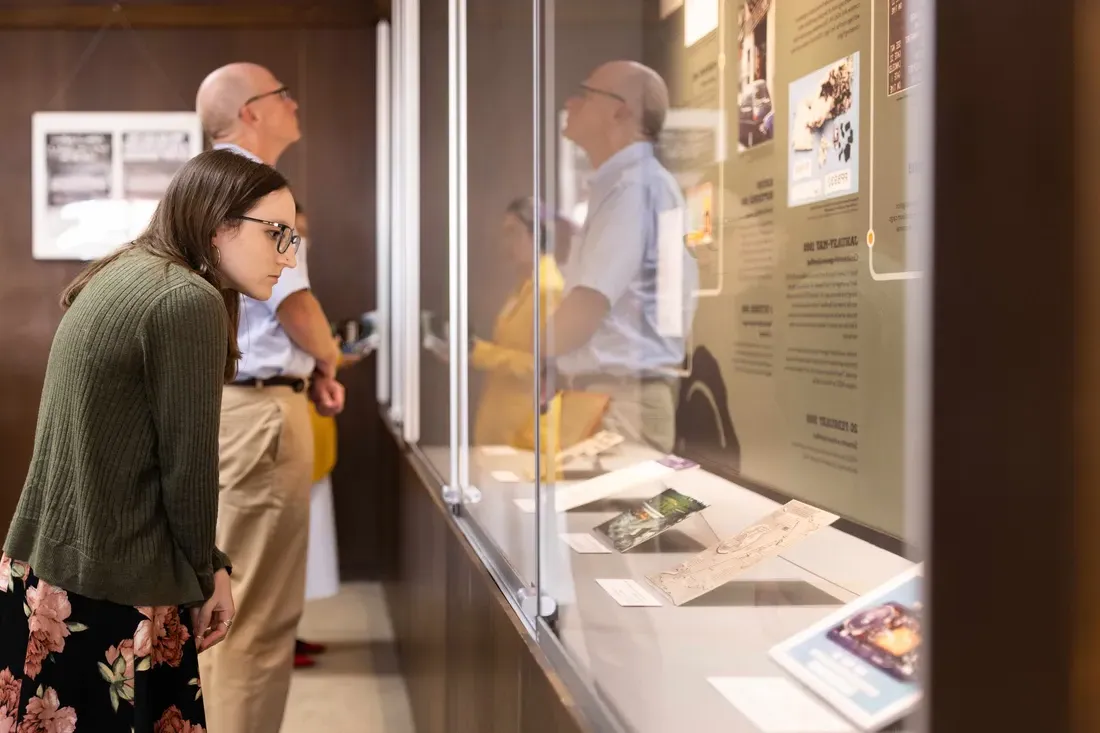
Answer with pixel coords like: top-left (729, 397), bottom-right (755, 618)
top-left (546, 60), bottom-right (698, 452)
top-left (195, 62), bottom-right (345, 733)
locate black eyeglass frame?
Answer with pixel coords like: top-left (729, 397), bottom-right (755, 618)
top-left (577, 83), bottom-right (627, 104)
top-left (238, 215), bottom-right (301, 255)
top-left (242, 85), bottom-right (291, 107)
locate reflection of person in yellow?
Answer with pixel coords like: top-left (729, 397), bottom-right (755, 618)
top-left (472, 197), bottom-right (564, 446)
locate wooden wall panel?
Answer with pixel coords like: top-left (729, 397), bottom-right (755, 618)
top-left (929, 0), bottom-right (1074, 730)
top-left (0, 9), bottom-right (383, 578)
top-left (387, 433), bottom-right (588, 733)
top-left (1076, 5), bottom-right (1100, 731)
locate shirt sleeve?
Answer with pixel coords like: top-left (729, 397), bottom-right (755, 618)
top-left (566, 183), bottom-right (648, 305)
top-left (268, 238), bottom-right (311, 311)
top-left (140, 283), bottom-right (229, 600)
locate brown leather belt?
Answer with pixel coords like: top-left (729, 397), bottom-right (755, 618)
top-left (230, 376), bottom-right (308, 393)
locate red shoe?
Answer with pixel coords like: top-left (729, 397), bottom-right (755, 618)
top-left (296, 639), bottom-right (327, 655)
top-left (294, 653), bottom-right (316, 669)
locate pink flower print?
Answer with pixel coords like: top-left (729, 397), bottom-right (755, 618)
top-left (18, 686), bottom-right (76, 733)
top-left (0, 668), bottom-right (21, 714)
top-left (0, 557), bottom-right (28, 594)
top-left (22, 583), bottom-right (72, 680)
top-left (154, 705), bottom-right (205, 733)
top-left (136, 606), bottom-right (191, 668)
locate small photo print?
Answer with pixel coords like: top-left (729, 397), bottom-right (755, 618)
top-left (788, 52), bottom-right (861, 207)
top-left (826, 600), bottom-right (922, 682)
top-left (594, 488), bottom-right (707, 552)
top-left (738, 0), bottom-right (776, 152)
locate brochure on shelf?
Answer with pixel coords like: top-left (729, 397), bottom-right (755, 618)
top-left (769, 566), bottom-right (923, 731)
top-left (593, 487), bottom-right (708, 552)
top-left (646, 500), bottom-right (839, 605)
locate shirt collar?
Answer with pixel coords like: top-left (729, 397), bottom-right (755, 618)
top-left (591, 141), bottom-right (654, 188)
top-left (213, 142), bottom-right (264, 164)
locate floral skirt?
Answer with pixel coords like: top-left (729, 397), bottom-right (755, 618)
top-left (0, 555), bottom-right (206, 732)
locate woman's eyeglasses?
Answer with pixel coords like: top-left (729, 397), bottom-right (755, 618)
top-left (238, 216), bottom-right (301, 255)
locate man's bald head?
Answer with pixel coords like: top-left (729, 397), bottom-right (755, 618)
top-left (196, 62), bottom-right (300, 165)
top-left (196, 62), bottom-right (279, 139)
top-left (593, 60), bottom-right (670, 141)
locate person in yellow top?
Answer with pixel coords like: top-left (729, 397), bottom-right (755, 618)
top-left (294, 203), bottom-right (364, 667)
top-left (472, 197), bottom-right (566, 446)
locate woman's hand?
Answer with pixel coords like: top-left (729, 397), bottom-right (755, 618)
top-left (191, 569), bottom-right (235, 653)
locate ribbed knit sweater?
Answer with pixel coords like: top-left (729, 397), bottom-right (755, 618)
top-left (4, 250), bottom-right (231, 607)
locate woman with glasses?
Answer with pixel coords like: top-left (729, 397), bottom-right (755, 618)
top-left (0, 148), bottom-right (298, 732)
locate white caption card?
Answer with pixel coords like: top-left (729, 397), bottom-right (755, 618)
top-left (708, 677), bottom-right (853, 733)
top-left (596, 579), bottom-right (662, 607)
top-left (560, 533), bottom-right (613, 554)
top-left (490, 470), bottom-right (522, 483)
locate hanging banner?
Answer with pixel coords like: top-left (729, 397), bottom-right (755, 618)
top-left (32, 112), bottom-right (203, 261)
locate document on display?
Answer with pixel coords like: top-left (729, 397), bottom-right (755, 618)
top-left (769, 566), bottom-right (924, 731)
top-left (646, 500), bottom-right (838, 605)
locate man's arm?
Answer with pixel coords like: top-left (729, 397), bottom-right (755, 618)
top-left (540, 287), bottom-right (609, 356)
top-left (276, 290), bottom-right (341, 376)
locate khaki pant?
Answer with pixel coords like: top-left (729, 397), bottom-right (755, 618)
top-left (199, 386), bottom-right (313, 733)
top-left (585, 377), bottom-right (678, 453)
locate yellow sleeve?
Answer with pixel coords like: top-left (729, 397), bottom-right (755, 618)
top-left (469, 258), bottom-right (563, 379)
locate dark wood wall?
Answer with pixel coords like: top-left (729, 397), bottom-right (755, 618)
top-left (0, 2), bottom-right (388, 579)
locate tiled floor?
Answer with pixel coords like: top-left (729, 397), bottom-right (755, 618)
top-left (281, 583), bottom-right (416, 732)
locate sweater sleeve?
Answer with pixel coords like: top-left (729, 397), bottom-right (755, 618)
top-left (140, 283), bottom-right (229, 600)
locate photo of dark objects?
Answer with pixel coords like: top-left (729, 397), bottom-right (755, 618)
top-left (675, 346), bottom-right (742, 476)
top-left (826, 601), bottom-right (922, 682)
top-left (832, 121), bottom-right (855, 163)
top-left (738, 79), bottom-right (774, 149)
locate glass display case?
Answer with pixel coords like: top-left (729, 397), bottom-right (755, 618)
top-left (379, 0), bottom-right (931, 730)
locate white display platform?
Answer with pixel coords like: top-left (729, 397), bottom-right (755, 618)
top-left (420, 444), bottom-right (915, 733)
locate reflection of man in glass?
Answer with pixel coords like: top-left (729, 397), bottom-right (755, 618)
top-left (543, 61), bottom-right (698, 453)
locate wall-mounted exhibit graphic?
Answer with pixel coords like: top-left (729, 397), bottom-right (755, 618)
top-left (788, 53), bottom-right (861, 207)
top-left (32, 112), bottom-right (202, 261)
top-left (642, 0), bottom-right (930, 539)
top-left (684, 0), bottom-right (720, 47)
top-left (887, 0), bottom-right (924, 96)
top-left (738, 0), bottom-right (776, 151)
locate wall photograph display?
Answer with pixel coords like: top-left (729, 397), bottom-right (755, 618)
top-left (32, 112), bottom-right (203, 261)
top-left (788, 53), bottom-right (861, 207)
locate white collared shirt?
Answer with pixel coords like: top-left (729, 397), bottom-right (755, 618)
top-left (214, 143), bottom-right (315, 379)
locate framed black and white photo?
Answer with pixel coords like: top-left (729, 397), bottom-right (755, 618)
top-left (32, 112), bottom-right (203, 261)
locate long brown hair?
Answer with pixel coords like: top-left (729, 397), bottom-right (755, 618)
top-left (61, 149), bottom-right (290, 382)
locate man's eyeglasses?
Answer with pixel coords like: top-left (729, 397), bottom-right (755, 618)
top-left (577, 83), bottom-right (626, 104)
top-left (243, 86), bottom-right (291, 107)
top-left (238, 216), bottom-right (301, 255)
